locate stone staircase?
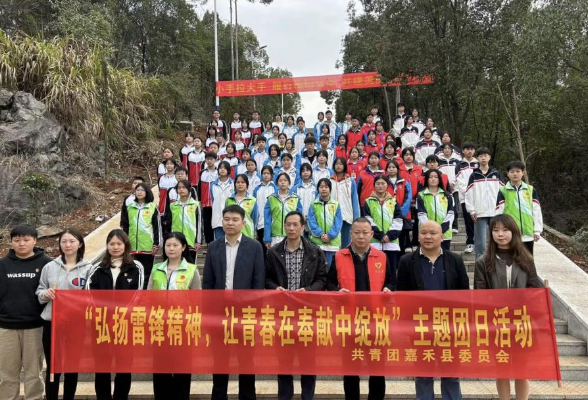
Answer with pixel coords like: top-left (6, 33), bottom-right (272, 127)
top-left (43, 220), bottom-right (588, 399)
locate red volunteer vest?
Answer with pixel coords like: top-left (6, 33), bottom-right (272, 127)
top-left (335, 248), bottom-right (388, 292)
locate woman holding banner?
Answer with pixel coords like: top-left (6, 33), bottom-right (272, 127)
top-left (37, 228), bottom-right (92, 400)
top-left (147, 232), bottom-right (201, 400)
top-left (474, 214), bottom-right (540, 400)
top-left (86, 229), bottom-right (144, 400)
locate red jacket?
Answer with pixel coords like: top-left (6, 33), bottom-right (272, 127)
top-left (334, 146), bottom-right (348, 160)
top-left (399, 164), bottom-right (424, 201)
top-left (346, 129), bottom-right (364, 150)
top-left (347, 159), bottom-right (366, 182)
top-left (357, 167), bottom-right (381, 206)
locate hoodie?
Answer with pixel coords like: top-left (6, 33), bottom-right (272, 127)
top-left (0, 248), bottom-right (52, 329)
top-left (36, 258), bottom-right (93, 321)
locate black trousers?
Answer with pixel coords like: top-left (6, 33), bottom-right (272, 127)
top-left (461, 203), bottom-right (475, 245)
top-left (452, 192), bottom-right (459, 229)
top-left (202, 206), bottom-right (214, 244)
top-left (524, 240), bottom-right (534, 254)
top-left (133, 253), bottom-right (154, 289)
top-left (43, 321), bottom-right (78, 400)
top-left (212, 374), bottom-right (256, 400)
top-left (410, 206), bottom-right (419, 246)
top-left (384, 250), bottom-right (399, 291)
top-left (343, 376), bottom-right (385, 400)
top-left (278, 375), bottom-right (316, 400)
top-left (95, 373), bottom-right (131, 400)
top-left (257, 228), bottom-right (267, 259)
top-left (153, 373), bottom-right (191, 400)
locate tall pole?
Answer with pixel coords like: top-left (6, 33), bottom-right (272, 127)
top-left (214, 0), bottom-right (219, 107)
top-left (252, 59), bottom-right (256, 109)
top-left (229, 0), bottom-right (234, 80)
top-left (395, 86), bottom-right (400, 110)
top-left (281, 93), bottom-right (284, 117)
top-left (235, 0), bottom-right (239, 79)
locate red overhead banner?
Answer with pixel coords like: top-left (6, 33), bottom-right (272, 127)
top-left (215, 72), bottom-right (434, 97)
top-left (53, 288), bottom-right (560, 380)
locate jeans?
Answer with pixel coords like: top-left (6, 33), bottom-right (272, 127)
top-left (474, 217), bottom-right (491, 259)
top-left (324, 251), bottom-right (335, 270)
top-left (278, 375), bottom-right (316, 400)
top-left (415, 377), bottom-right (462, 400)
top-left (341, 221), bottom-right (352, 248)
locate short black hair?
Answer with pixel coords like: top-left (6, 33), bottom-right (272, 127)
top-left (222, 204), bottom-right (245, 219)
top-left (462, 142), bottom-right (477, 150)
top-left (333, 157), bottom-right (348, 174)
top-left (284, 211), bottom-right (305, 226)
top-left (257, 136), bottom-right (267, 143)
top-left (134, 182), bottom-right (155, 203)
top-left (10, 224), bottom-right (38, 239)
top-left (319, 134), bottom-right (330, 142)
top-left (326, 110), bottom-right (333, 115)
top-left (317, 178), bottom-right (332, 191)
top-left (304, 136), bottom-right (317, 144)
top-left (261, 165), bottom-right (274, 176)
top-left (351, 217), bottom-right (372, 228)
top-left (205, 151), bottom-right (217, 160)
top-left (132, 176), bottom-right (145, 183)
top-left (175, 166), bottom-right (188, 174)
top-left (281, 152), bottom-right (293, 161)
top-left (477, 147), bottom-right (491, 157)
top-left (402, 147), bottom-right (415, 157)
top-left (506, 160), bottom-right (526, 172)
top-left (276, 172), bottom-right (291, 184)
top-left (234, 174), bottom-right (249, 188)
top-left (425, 155), bottom-right (440, 164)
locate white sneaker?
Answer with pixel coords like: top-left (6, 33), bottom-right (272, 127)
top-left (452, 228), bottom-right (459, 234)
top-left (464, 244), bottom-right (474, 253)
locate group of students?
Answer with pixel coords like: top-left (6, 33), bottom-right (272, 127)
top-left (144, 105), bottom-right (543, 287)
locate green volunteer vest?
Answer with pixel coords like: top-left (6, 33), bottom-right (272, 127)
top-left (418, 188), bottom-right (452, 240)
top-left (151, 259), bottom-right (198, 290)
top-left (365, 195), bottom-right (400, 246)
top-left (500, 183), bottom-right (534, 236)
top-left (268, 194), bottom-right (300, 238)
top-left (128, 202), bottom-right (158, 252)
top-left (309, 197), bottom-right (342, 248)
top-left (170, 198), bottom-right (200, 247)
top-left (226, 195), bottom-right (257, 239)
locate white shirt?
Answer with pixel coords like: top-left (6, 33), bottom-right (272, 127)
top-left (225, 234), bottom-right (242, 290)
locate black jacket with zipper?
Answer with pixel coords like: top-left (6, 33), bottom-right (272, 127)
top-left (265, 237), bottom-right (327, 291)
top-left (87, 261), bottom-right (144, 290)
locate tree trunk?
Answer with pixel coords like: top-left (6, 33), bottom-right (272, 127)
top-left (510, 83), bottom-right (528, 181)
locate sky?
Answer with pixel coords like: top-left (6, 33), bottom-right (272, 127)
top-left (198, 0), bottom-right (356, 124)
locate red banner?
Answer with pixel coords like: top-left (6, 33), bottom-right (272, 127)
top-left (215, 72), bottom-right (434, 97)
top-left (53, 289), bottom-right (560, 380)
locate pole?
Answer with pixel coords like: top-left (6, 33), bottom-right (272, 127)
top-left (252, 60), bottom-right (256, 109)
top-left (229, 0), bottom-right (234, 80)
top-left (214, 0), bottom-right (219, 107)
top-left (281, 93), bottom-right (284, 117)
top-left (235, 0), bottom-right (239, 79)
top-left (395, 86), bottom-right (400, 110)
top-left (383, 87), bottom-right (393, 132)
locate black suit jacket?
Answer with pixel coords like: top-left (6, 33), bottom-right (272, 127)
top-left (265, 237), bottom-right (327, 291)
top-left (202, 235), bottom-right (265, 289)
top-left (396, 248), bottom-right (470, 291)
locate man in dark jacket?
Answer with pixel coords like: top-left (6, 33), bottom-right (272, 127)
top-left (397, 220), bottom-right (469, 400)
top-left (266, 211), bottom-right (327, 400)
top-left (0, 224), bottom-right (52, 400)
top-left (202, 204), bottom-right (265, 400)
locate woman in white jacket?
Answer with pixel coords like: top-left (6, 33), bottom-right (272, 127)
top-left (36, 228), bottom-right (92, 400)
top-left (330, 157), bottom-right (360, 248)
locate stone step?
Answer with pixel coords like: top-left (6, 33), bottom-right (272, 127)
top-left (557, 334), bottom-right (588, 356)
top-left (46, 379), bottom-right (588, 399)
top-left (555, 318), bottom-right (568, 334)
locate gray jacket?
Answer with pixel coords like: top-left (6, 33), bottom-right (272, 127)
top-left (36, 258), bottom-right (93, 321)
top-left (474, 257), bottom-right (541, 290)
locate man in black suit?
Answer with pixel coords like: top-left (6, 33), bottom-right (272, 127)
top-left (265, 211), bottom-right (327, 400)
top-left (202, 204), bottom-right (265, 400)
top-left (396, 220), bottom-right (469, 400)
